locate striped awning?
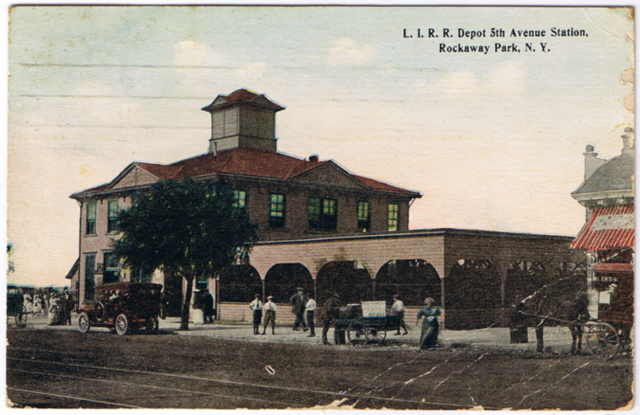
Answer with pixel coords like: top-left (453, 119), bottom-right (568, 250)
top-left (572, 205), bottom-right (635, 250)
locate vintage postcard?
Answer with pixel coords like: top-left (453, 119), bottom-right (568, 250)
top-left (5, 5), bottom-right (634, 411)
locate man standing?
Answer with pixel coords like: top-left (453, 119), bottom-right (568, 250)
top-left (63, 289), bottom-right (75, 325)
top-left (305, 296), bottom-right (317, 337)
top-left (249, 294), bottom-right (263, 335)
top-left (203, 289), bottom-right (215, 324)
top-left (290, 287), bottom-right (308, 332)
top-left (391, 294), bottom-right (409, 335)
top-left (321, 293), bottom-right (340, 345)
top-left (262, 296), bottom-right (277, 335)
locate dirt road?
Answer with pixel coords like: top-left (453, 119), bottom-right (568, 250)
top-left (5, 327), bottom-right (633, 410)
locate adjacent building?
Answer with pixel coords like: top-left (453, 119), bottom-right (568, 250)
top-left (571, 128), bottom-right (635, 339)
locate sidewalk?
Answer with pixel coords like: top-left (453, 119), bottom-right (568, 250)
top-left (15, 313), bottom-right (577, 353)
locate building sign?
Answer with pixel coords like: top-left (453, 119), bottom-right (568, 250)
top-left (590, 213), bottom-right (634, 231)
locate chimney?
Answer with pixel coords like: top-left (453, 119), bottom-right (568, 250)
top-left (309, 154), bottom-right (319, 162)
top-left (622, 127), bottom-right (635, 156)
top-left (583, 145), bottom-right (607, 181)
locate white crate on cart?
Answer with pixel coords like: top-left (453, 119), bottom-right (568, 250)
top-left (361, 301), bottom-right (386, 318)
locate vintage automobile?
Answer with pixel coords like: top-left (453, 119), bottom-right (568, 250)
top-left (7, 284), bottom-right (28, 328)
top-left (78, 282), bottom-right (163, 335)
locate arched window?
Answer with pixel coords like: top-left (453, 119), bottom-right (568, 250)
top-left (264, 264), bottom-right (314, 303)
top-left (376, 259), bottom-right (441, 306)
top-left (316, 261), bottom-right (372, 305)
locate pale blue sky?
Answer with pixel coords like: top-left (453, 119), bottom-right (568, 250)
top-left (7, 6), bottom-right (634, 286)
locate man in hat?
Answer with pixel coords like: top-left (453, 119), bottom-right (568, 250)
top-left (262, 296), bottom-right (277, 335)
top-left (249, 293), bottom-right (263, 335)
top-left (203, 288), bottom-right (215, 324)
top-left (290, 287), bottom-right (308, 331)
top-left (320, 293), bottom-right (341, 345)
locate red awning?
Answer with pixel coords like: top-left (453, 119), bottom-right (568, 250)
top-left (572, 205), bottom-right (635, 250)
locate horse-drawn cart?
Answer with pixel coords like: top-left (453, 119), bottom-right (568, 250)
top-left (518, 310), bottom-right (621, 360)
top-left (7, 284), bottom-right (28, 328)
top-left (335, 301), bottom-right (401, 345)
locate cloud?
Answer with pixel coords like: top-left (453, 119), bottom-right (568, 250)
top-left (235, 62), bottom-right (270, 79)
top-left (434, 70), bottom-right (480, 97)
top-left (486, 60), bottom-right (526, 95)
top-left (172, 41), bottom-right (223, 67)
top-left (327, 38), bottom-right (374, 66)
top-left (424, 61), bottom-right (526, 98)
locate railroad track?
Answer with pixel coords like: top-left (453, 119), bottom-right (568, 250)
top-left (6, 354), bottom-right (495, 410)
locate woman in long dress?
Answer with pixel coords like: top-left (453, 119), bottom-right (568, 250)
top-left (33, 294), bottom-right (43, 315)
top-left (416, 297), bottom-right (441, 350)
top-left (192, 290), bottom-right (204, 325)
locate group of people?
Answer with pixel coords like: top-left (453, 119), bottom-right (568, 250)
top-left (22, 289), bottom-right (75, 325)
top-left (248, 290), bottom-right (441, 349)
top-left (191, 288), bottom-right (216, 325)
top-left (249, 288), bottom-right (341, 345)
top-left (386, 294), bottom-right (441, 349)
top-left (47, 290), bottom-right (75, 325)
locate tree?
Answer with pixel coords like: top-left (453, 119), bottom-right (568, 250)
top-left (113, 178), bottom-right (257, 330)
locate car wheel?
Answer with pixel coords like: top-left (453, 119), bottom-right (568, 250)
top-left (115, 313), bottom-right (129, 335)
top-left (146, 317), bottom-right (159, 334)
top-left (78, 312), bottom-right (91, 333)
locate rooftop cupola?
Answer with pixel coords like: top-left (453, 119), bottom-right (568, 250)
top-left (202, 89), bottom-right (285, 154)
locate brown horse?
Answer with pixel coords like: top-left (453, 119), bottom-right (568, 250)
top-left (514, 291), bottom-right (590, 354)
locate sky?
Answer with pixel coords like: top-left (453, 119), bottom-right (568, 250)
top-left (6, 6), bottom-right (634, 287)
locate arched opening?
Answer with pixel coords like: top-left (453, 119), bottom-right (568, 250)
top-left (316, 261), bottom-right (372, 305)
top-left (375, 259), bottom-right (441, 306)
top-left (504, 261), bottom-right (550, 306)
top-left (445, 259), bottom-right (501, 330)
top-left (264, 263), bottom-right (314, 304)
top-left (218, 264), bottom-right (262, 303)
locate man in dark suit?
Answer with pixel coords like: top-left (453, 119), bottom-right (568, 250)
top-left (203, 289), bottom-right (215, 324)
top-left (290, 287), bottom-right (308, 331)
top-left (321, 293), bottom-right (340, 345)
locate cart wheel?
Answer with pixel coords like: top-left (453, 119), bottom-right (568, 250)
top-left (15, 306), bottom-right (28, 328)
top-left (585, 323), bottom-right (620, 360)
top-left (365, 327), bottom-right (387, 344)
top-left (78, 312), bottom-right (91, 333)
top-left (115, 313), bottom-right (130, 336)
top-left (347, 324), bottom-right (367, 345)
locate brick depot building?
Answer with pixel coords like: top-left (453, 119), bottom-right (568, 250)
top-left (68, 89), bottom-right (584, 329)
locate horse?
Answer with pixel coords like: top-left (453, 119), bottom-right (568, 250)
top-left (514, 291), bottom-right (590, 355)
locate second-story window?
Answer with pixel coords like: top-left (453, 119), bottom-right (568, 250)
top-left (108, 200), bottom-right (119, 233)
top-left (357, 201), bottom-right (370, 232)
top-left (388, 203), bottom-right (399, 231)
top-left (86, 202), bottom-right (97, 235)
top-left (233, 190), bottom-right (246, 209)
top-left (269, 193), bottom-right (286, 228)
top-left (309, 196), bottom-right (338, 231)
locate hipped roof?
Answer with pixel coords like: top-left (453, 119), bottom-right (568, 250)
top-left (72, 147), bottom-right (420, 199)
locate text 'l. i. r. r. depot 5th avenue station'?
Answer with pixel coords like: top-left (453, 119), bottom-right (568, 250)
top-left (403, 27), bottom-right (589, 55)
